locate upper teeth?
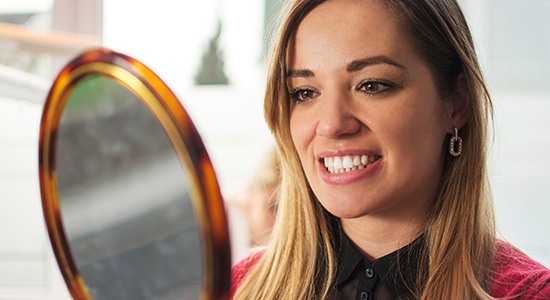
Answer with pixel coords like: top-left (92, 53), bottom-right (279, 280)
top-left (324, 155), bottom-right (378, 174)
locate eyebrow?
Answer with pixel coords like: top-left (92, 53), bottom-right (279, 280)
top-left (286, 55), bottom-right (406, 78)
top-left (347, 56), bottom-right (406, 72)
top-left (286, 69), bottom-right (314, 78)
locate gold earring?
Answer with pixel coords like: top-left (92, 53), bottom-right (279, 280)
top-left (449, 127), bottom-right (462, 157)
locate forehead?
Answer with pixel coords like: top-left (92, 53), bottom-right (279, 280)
top-left (287, 0), bottom-right (413, 69)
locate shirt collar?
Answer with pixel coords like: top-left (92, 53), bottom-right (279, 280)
top-left (335, 232), bottom-right (426, 297)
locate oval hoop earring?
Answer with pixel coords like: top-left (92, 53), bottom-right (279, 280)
top-left (449, 127), bottom-right (463, 157)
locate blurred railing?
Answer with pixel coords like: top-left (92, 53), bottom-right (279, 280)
top-left (0, 21), bottom-right (100, 78)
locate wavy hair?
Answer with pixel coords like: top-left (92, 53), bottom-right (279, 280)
top-left (233, 0), bottom-right (496, 299)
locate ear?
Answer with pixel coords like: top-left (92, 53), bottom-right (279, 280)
top-left (445, 72), bottom-right (471, 132)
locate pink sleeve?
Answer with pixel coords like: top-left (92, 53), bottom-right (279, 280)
top-left (230, 251), bottom-right (264, 299)
top-left (491, 241), bottom-right (550, 299)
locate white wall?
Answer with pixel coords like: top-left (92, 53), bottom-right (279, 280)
top-left (461, 0), bottom-right (550, 265)
top-left (102, 0), bottom-right (272, 196)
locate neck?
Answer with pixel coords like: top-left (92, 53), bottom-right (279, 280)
top-left (340, 212), bottom-right (427, 261)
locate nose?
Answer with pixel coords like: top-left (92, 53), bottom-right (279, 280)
top-left (315, 92), bottom-right (361, 139)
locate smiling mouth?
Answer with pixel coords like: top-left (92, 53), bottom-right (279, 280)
top-left (323, 155), bottom-right (381, 174)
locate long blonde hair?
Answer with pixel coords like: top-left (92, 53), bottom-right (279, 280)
top-left (234, 0), bottom-right (496, 299)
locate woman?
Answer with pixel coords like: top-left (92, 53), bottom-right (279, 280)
top-left (231, 0), bottom-right (550, 299)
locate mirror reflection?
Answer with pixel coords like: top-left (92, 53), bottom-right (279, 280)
top-left (55, 74), bottom-right (202, 300)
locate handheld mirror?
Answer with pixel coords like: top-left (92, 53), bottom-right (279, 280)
top-left (38, 48), bottom-right (231, 300)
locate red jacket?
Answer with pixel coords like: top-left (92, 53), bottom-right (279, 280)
top-left (490, 241), bottom-right (550, 299)
top-left (231, 241), bottom-right (550, 299)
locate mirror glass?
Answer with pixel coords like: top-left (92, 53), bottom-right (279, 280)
top-left (55, 74), bottom-right (201, 299)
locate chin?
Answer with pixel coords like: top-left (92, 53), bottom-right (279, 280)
top-left (320, 202), bottom-right (372, 219)
top-left (318, 193), bottom-right (389, 220)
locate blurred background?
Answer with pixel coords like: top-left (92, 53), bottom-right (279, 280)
top-left (0, 0), bottom-right (549, 298)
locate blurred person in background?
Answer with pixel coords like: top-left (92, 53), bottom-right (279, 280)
top-left (227, 146), bottom-right (280, 261)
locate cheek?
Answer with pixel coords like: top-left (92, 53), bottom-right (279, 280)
top-left (289, 110), bottom-right (312, 155)
top-left (289, 110), bottom-right (320, 181)
top-left (394, 105), bottom-right (448, 163)
top-left (379, 97), bottom-right (447, 156)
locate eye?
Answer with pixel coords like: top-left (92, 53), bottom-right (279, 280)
top-left (289, 88), bottom-right (318, 103)
top-left (357, 80), bottom-right (394, 95)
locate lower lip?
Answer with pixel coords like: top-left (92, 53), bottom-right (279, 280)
top-left (319, 158), bottom-right (383, 185)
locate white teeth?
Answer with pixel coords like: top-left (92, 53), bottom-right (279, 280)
top-left (323, 155), bottom-right (379, 174)
top-left (342, 156), bottom-right (353, 170)
top-left (324, 157), bottom-right (334, 173)
top-left (353, 156), bottom-right (361, 166)
top-left (333, 157), bottom-right (343, 170)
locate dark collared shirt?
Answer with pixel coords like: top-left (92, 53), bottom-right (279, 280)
top-left (328, 233), bottom-right (425, 300)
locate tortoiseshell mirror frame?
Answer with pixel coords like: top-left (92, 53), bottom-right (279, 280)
top-left (38, 48), bottom-right (231, 300)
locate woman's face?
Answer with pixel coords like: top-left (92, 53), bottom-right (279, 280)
top-left (287, 0), bottom-right (454, 220)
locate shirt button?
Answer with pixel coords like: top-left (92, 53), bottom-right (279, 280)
top-left (365, 267), bottom-right (374, 278)
top-left (360, 291), bottom-right (369, 300)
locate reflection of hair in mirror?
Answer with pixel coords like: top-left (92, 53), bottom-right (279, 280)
top-left (231, 0), bottom-right (550, 299)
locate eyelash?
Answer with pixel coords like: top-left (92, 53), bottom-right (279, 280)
top-left (289, 88), bottom-right (318, 103)
top-left (288, 79), bottom-right (396, 103)
top-left (356, 79), bottom-right (395, 95)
